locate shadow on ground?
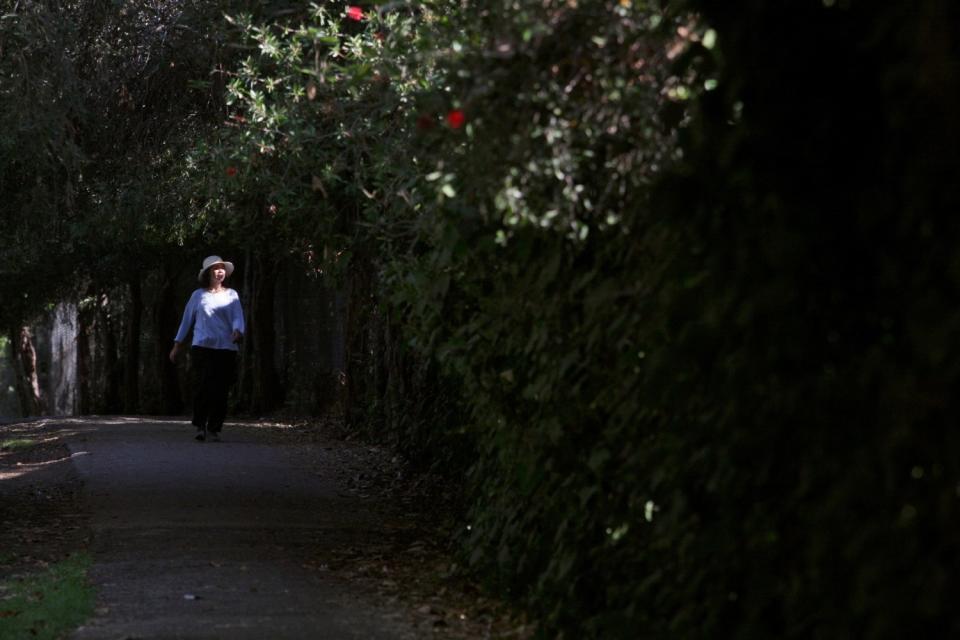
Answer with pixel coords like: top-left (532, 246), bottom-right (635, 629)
top-left (0, 417), bottom-right (530, 639)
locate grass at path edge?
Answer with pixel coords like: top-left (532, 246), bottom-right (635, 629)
top-left (0, 439), bottom-right (36, 452)
top-left (0, 553), bottom-right (94, 640)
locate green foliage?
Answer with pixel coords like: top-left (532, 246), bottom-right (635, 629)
top-left (0, 438), bottom-right (36, 451)
top-left (182, 4), bottom-right (406, 248)
top-left (623, 2), bottom-right (960, 636)
top-left (185, 0), bottom-right (462, 433)
top-left (372, 2), bottom-right (702, 635)
top-left (283, 0), bottom-right (956, 635)
top-left (0, 2), bottom-right (85, 325)
top-left (0, 553), bottom-right (94, 639)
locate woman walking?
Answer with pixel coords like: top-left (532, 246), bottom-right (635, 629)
top-left (169, 255), bottom-right (245, 442)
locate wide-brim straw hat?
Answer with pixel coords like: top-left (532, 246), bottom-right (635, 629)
top-left (198, 255), bottom-right (235, 282)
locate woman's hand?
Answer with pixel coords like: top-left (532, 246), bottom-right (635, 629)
top-left (231, 330), bottom-right (243, 344)
top-left (169, 342), bottom-right (182, 363)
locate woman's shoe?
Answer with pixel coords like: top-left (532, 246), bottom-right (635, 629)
top-left (195, 428), bottom-right (206, 442)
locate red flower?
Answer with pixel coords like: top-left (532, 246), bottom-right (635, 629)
top-left (225, 166), bottom-right (238, 177)
top-left (446, 109), bottom-right (466, 129)
top-left (346, 6), bottom-right (364, 21)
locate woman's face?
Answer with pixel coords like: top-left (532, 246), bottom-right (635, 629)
top-left (210, 265), bottom-right (226, 286)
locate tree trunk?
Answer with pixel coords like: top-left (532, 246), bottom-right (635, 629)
top-left (248, 253), bottom-right (281, 414)
top-left (6, 325), bottom-right (45, 417)
top-left (237, 248), bottom-right (254, 411)
top-left (344, 254), bottom-right (372, 428)
top-left (77, 291), bottom-right (94, 415)
top-left (122, 278), bottom-right (142, 413)
top-left (102, 292), bottom-right (122, 413)
top-left (155, 264), bottom-right (184, 415)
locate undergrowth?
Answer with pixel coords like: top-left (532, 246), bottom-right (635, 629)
top-left (0, 553), bottom-right (94, 640)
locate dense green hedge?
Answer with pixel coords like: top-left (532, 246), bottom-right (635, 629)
top-left (389, 1), bottom-right (958, 636)
top-left (637, 2), bottom-right (960, 636)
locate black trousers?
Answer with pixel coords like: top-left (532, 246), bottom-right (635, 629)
top-left (190, 346), bottom-right (237, 433)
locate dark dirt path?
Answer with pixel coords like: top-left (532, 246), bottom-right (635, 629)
top-left (59, 417), bottom-right (421, 639)
top-left (1, 417), bottom-right (529, 640)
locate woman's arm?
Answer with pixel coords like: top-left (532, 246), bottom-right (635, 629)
top-left (170, 290), bottom-right (199, 360)
top-left (230, 290), bottom-right (245, 343)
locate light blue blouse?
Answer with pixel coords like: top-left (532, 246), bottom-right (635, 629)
top-left (174, 288), bottom-right (245, 352)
